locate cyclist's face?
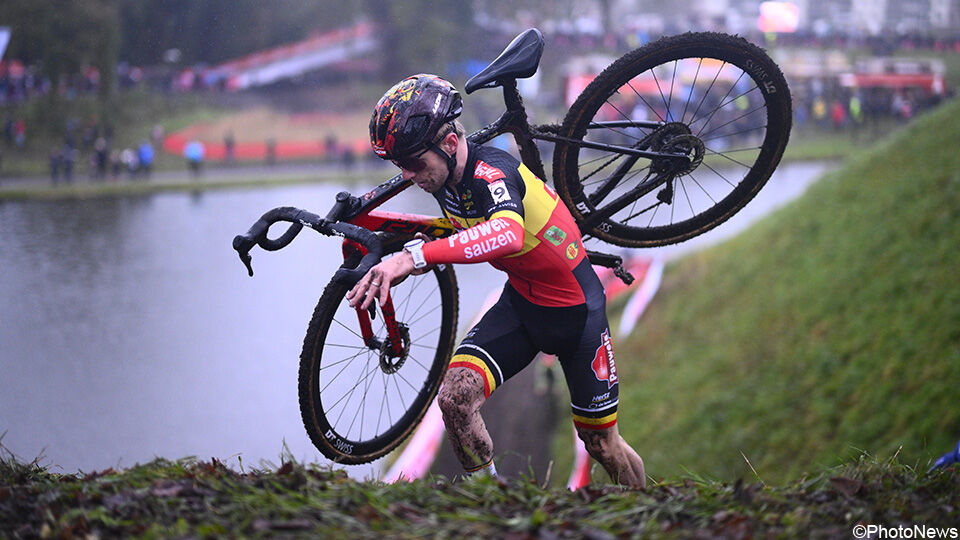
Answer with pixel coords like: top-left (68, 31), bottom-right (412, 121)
top-left (397, 148), bottom-right (447, 193)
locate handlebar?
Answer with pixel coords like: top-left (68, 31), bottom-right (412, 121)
top-left (232, 206), bottom-right (383, 287)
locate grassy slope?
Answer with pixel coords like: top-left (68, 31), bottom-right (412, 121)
top-left (614, 97), bottom-right (960, 484)
top-left (2, 454), bottom-right (958, 538)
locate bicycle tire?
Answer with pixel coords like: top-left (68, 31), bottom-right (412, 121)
top-left (298, 259), bottom-right (458, 464)
top-left (553, 32), bottom-right (792, 247)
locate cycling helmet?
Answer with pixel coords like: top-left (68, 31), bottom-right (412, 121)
top-left (369, 74), bottom-right (463, 160)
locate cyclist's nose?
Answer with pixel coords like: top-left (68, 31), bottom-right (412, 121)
top-left (401, 168), bottom-right (417, 181)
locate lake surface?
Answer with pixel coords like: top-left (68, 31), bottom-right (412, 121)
top-left (0, 161), bottom-right (830, 477)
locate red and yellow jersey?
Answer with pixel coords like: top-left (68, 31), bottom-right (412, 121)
top-left (422, 144), bottom-right (592, 307)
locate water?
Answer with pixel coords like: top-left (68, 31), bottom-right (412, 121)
top-left (0, 183), bottom-right (500, 477)
top-left (0, 161), bottom-right (830, 476)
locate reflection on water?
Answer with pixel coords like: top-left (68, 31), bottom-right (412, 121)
top-left (0, 161), bottom-right (829, 476)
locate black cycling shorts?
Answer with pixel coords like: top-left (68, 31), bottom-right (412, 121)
top-left (449, 266), bottom-right (620, 430)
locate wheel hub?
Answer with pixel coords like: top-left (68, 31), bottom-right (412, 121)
top-left (378, 324), bottom-right (410, 374)
top-left (660, 133), bottom-right (704, 176)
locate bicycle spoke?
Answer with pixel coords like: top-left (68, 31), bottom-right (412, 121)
top-left (320, 348), bottom-right (367, 394)
top-left (320, 351), bottom-right (368, 371)
top-left (391, 374), bottom-right (408, 421)
top-left (345, 356), bottom-right (375, 439)
top-left (680, 58), bottom-right (704, 123)
top-left (406, 352), bottom-right (432, 372)
top-left (701, 161), bottom-right (739, 188)
top-left (701, 124), bottom-right (766, 142)
top-left (406, 302), bottom-right (443, 327)
top-left (394, 369), bottom-right (421, 394)
top-left (687, 61), bottom-right (726, 125)
top-left (409, 326), bottom-right (442, 346)
top-left (324, 343), bottom-right (370, 351)
top-left (330, 361), bottom-right (379, 429)
top-left (331, 315), bottom-right (366, 341)
top-left (679, 175), bottom-right (696, 217)
top-left (688, 174), bottom-right (718, 205)
top-left (375, 370), bottom-right (388, 435)
top-left (628, 82), bottom-right (667, 123)
top-left (690, 71), bottom-right (745, 133)
top-left (703, 145), bottom-right (754, 170)
top-left (697, 103), bottom-right (766, 141)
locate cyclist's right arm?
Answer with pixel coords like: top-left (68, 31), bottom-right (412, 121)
top-left (423, 210), bottom-right (524, 264)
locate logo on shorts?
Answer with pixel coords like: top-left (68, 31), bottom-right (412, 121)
top-left (566, 240), bottom-right (579, 260)
top-left (544, 226), bottom-right (566, 246)
top-left (591, 329), bottom-right (618, 389)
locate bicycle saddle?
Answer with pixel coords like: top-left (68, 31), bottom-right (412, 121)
top-left (464, 28), bottom-right (544, 94)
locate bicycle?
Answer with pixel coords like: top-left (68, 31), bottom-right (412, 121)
top-left (233, 28), bottom-right (792, 464)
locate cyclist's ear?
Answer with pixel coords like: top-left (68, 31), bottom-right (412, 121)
top-left (441, 131), bottom-right (458, 155)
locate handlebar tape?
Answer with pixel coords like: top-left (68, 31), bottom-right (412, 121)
top-left (233, 206), bottom-right (383, 286)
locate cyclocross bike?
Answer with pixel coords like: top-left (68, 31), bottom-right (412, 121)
top-left (233, 28), bottom-right (792, 464)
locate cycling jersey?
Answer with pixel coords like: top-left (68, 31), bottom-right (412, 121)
top-left (421, 143), bottom-right (620, 430)
top-left (422, 143), bottom-right (593, 308)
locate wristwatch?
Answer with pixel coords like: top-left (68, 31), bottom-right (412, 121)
top-left (403, 238), bottom-right (427, 269)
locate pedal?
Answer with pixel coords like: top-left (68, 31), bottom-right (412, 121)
top-left (614, 264), bottom-right (635, 285)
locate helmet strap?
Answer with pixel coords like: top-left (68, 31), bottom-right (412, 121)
top-left (429, 142), bottom-right (458, 185)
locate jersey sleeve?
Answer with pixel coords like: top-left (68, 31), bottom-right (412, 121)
top-left (422, 211), bottom-right (524, 264)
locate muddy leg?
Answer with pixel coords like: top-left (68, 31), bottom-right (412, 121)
top-left (437, 367), bottom-right (494, 472)
top-left (576, 424), bottom-right (646, 488)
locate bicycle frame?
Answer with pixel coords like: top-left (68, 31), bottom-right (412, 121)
top-left (330, 80), bottom-right (683, 242)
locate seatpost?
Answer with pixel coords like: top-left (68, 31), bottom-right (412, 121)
top-left (501, 80), bottom-right (548, 181)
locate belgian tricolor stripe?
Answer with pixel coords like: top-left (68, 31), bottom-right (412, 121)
top-left (449, 354), bottom-right (498, 398)
top-left (573, 411), bottom-right (618, 430)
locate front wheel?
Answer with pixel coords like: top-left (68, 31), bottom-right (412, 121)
top-left (298, 260), bottom-right (458, 464)
top-left (553, 32), bottom-right (792, 247)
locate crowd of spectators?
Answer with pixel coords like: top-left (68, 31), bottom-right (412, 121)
top-left (791, 77), bottom-right (952, 137)
top-left (44, 117), bottom-right (159, 184)
top-left (0, 61), bottom-right (144, 106)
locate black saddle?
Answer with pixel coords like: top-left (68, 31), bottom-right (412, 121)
top-left (464, 28), bottom-right (544, 94)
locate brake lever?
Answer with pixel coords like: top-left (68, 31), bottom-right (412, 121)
top-left (232, 235), bottom-right (257, 277)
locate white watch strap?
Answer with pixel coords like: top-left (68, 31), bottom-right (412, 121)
top-left (404, 239), bottom-right (427, 269)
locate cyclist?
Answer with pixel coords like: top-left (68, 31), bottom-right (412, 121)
top-left (347, 74), bottom-right (646, 488)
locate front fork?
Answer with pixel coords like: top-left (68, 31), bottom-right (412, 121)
top-left (343, 240), bottom-right (405, 358)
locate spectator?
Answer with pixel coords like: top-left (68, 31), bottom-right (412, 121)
top-left (812, 96), bottom-right (827, 128)
top-left (61, 144), bottom-right (77, 182)
top-left (325, 133), bottom-right (339, 162)
top-left (3, 116), bottom-right (12, 145)
top-left (184, 139), bottom-right (205, 176)
top-left (848, 94), bottom-right (863, 126)
top-left (265, 138), bottom-right (276, 166)
top-left (121, 148), bottom-right (139, 176)
top-left (49, 148), bottom-right (62, 184)
top-left (110, 150), bottom-right (122, 179)
top-left (151, 124), bottom-right (164, 147)
top-left (830, 99), bottom-right (847, 130)
top-left (137, 140), bottom-right (154, 178)
top-left (94, 137), bottom-right (108, 180)
top-left (14, 118), bottom-right (25, 148)
top-left (224, 131), bottom-right (235, 163)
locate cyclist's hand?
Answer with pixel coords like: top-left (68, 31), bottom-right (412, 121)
top-left (346, 251), bottom-right (416, 310)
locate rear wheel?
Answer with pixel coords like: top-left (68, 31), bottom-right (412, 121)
top-left (298, 260), bottom-right (458, 464)
top-left (553, 32), bottom-right (792, 247)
